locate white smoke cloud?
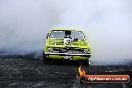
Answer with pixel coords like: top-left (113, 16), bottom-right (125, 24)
top-left (0, 0), bottom-right (62, 53)
top-left (0, 0), bottom-right (132, 64)
top-left (59, 0), bottom-right (132, 64)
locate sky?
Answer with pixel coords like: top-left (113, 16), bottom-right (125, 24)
top-left (0, 0), bottom-right (132, 64)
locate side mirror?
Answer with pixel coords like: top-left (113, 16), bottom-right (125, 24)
top-left (46, 33), bottom-right (49, 39)
top-left (74, 38), bottom-right (78, 41)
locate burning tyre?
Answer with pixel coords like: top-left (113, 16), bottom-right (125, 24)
top-left (43, 28), bottom-right (92, 66)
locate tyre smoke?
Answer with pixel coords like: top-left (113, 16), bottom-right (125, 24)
top-left (0, 0), bottom-right (132, 64)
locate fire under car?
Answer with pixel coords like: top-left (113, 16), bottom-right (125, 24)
top-left (43, 28), bottom-right (92, 66)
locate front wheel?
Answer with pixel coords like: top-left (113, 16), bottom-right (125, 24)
top-left (82, 59), bottom-right (91, 66)
top-left (43, 51), bottom-right (49, 64)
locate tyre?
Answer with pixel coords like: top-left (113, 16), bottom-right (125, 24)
top-left (82, 59), bottom-right (91, 66)
top-left (43, 51), bottom-right (49, 64)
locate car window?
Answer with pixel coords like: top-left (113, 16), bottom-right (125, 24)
top-left (50, 31), bottom-right (65, 39)
top-left (50, 30), bottom-right (84, 40)
top-left (71, 31), bottom-right (84, 40)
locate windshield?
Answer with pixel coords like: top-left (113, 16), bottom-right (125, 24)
top-left (50, 30), bottom-right (85, 40)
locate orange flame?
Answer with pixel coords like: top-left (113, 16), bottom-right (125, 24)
top-left (78, 65), bottom-right (86, 76)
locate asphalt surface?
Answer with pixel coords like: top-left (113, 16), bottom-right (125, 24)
top-left (0, 57), bottom-right (131, 88)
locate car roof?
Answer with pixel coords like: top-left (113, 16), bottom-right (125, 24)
top-left (50, 27), bottom-right (82, 31)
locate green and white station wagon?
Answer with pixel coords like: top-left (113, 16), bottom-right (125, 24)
top-left (43, 28), bottom-right (91, 65)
